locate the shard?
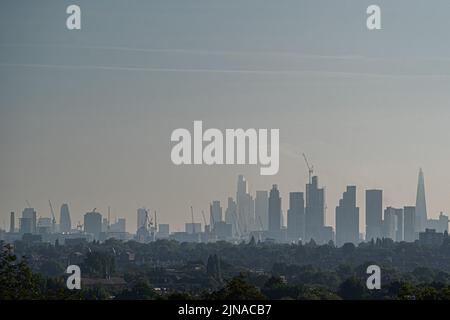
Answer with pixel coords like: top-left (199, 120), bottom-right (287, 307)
top-left (415, 168), bottom-right (428, 232)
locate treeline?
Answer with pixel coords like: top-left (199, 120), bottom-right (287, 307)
top-left (2, 236), bottom-right (450, 300)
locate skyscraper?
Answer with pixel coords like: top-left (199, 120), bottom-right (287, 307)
top-left (20, 208), bottom-right (37, 234)
top-left (84, 210), bottom-right (102, 241)
top-left (395, 209), bottom-right (404, 242)
top-left (403, 206), bottom-right (416, 242)
top-left (210, 200), bottom-right (223, 227)
top-left (383, 207), bottom-right (397, 240)
top-left (335, 186), bottom-right (359, 246)
top-left (236, 175), bottom-right (255, 233)
top-left (287, 192), bottom-right (305, 241)
top-left (59, 203), bottom-right (71, 233)
top-left (415, 168), bottom-right (428, 233)
top-left (225, 197), bottom-right (238, 236)
top-left (137, 208), bottom-right (148, 232)
top-left (365, 189), bottom-right (383, 241)
top-left (9, 212), bottom-right (15, 233)
top-left (268, 184), bottom-right (281, 234)
top-left (255, 191), bottom-right (268, 231)
top-left (305, 176), bottom-right (325, 243)
top-left (383, 207), bottom-right (403, 241)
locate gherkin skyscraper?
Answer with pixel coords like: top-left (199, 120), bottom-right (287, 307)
top-left (415, 168), bottom-right (428, 233)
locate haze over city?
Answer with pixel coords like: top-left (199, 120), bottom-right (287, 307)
top-left (1, 0), bottom-right (450, 233)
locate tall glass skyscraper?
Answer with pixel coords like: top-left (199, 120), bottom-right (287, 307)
top-left (415, 168), bottom-right (428, 233)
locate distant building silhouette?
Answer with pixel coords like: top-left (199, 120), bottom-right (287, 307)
top-left (268, 184), bottom-right (281, 234)
top-left (236, 175), bottom-right (255, 233)
top-left (84, 211), bottom-right (102, 240)
top-left (59, 204), bottom-right (71, 233)
top-left (427, 212), bottom-right (449, 233)
top-left (158, 224), bottom-right (170, 238)
top-left (110, 218), bottom-right (126, 233)
top-left (20, 208), bottom-right (37, 234)
top-left (210, 200), bottom-right (223, 227)
top-left (37, 217), bottom-right (52, 234)
top-left (403, 206), bottom-right (416, 242)
top-left (395, 208), bottom-right (404, 241)
top-left (419, 228), bottom-right (444, 246)
top-left (255, 191), bottom-right (269, 231)
top-left (185, 223), bottom-right (202, 234)
top-left (415, 168), bottom-right (428, 233)
top-left (287, 192), bottom-right (305, 242)
top-left (365, 189), bottom-right (383, 241)
top-left (335, 186), bottom-right (359, 246)
top-left (225, 197), bottom-right (238, 236)
top-left (10, 212), bottom-right (15, 233)
top-left (137, 208), bottom-right (147, 233)
top-left (383, 207), bottom-right (403, 241)
top-left (305, 176), bottom-right (326, 243)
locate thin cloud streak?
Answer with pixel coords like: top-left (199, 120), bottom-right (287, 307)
top-left (1, 62), bottom-right (450, 79)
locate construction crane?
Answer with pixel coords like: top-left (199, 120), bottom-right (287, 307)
top-left (48, 200), bottom-right (56, 231)
top-left (154, 210), bottom-right (158, 232)
top-left (190, 206), bottom-right (198, 233)
top-left (25, 200), bottom-right (32, 208)
top-left (302, 153), bottom-right (314, 184)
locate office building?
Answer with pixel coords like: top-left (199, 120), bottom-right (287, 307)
top-left (365, 189), bottom-right (383, 241)
top-left (287, 192), bottom-right (305, 241)
top-left (305, 176), bottom-right (326, 243)
top-left (268, 184), bottom-right (281, 234)
top-left (84, 211), bottom-right (102, 241)
top-left (255, 191), bottom-right (269, 231)
top-left (404, 206), bottom-right (416, 242)
top-left (335, 186), bottom-right (359, 246)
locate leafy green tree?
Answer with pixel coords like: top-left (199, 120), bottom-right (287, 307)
top-left (207, 275), bottom-right (266, 300)
top-left (338, 276), bottom-right (365, 300)
top-left (0, 245), bottom-right (41, 299)
top-left (115, 281), bottom-right (157, 300)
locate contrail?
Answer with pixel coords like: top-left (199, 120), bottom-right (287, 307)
top-left (0, 62), bottom-right (448, 79)
top-left (0, 43), bottom-right (364, 60)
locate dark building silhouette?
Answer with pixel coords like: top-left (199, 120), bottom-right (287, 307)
top-left (255, 191), bottom-right (268, 231)
top-left (10, 212), bottom-right (15, 233)
top-left (287, 192), bottom-right (305, 241)
top-left (395, 209), bottom-right (404, 242)
top-left (84, 211), bottom-right (102, 240)
top-left (236, 175), bottom-right (255, 233)
top-left (268, 184), bottom-right (281, 233)
top-left (335, 186), bottom-right (359, 246)
top-left (419, 228), bottom-right (444, 246)
top-left (403, 206), bottom-right (416, 242)
top-left (60, 203), bottom-right (71, 233)
top-left (415, 168), bottom-right (428, 233)
top-left (210, 200), bottom-right (223, 227)
top-left (20, 208), bottom-right (37, 234)
top-left (383, 207), bottom-right (403, 241)
top-left (305, 176), bottom-right (325, 243)
top-left (365, 189), bottom-right (383, 241)
top-left (225, 197), bottom-right (238, 236)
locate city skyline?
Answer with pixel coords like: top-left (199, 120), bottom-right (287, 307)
top-left (2, 1), bottom-right (450, 234)
top-left (3, 169), bottom-right (448, 242)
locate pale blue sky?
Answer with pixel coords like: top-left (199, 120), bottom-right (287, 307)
top-left (1, 0), bottom-right (450, 232)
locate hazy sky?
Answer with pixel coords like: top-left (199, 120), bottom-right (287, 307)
top-left (1, 0), bottom-right (450, 233)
